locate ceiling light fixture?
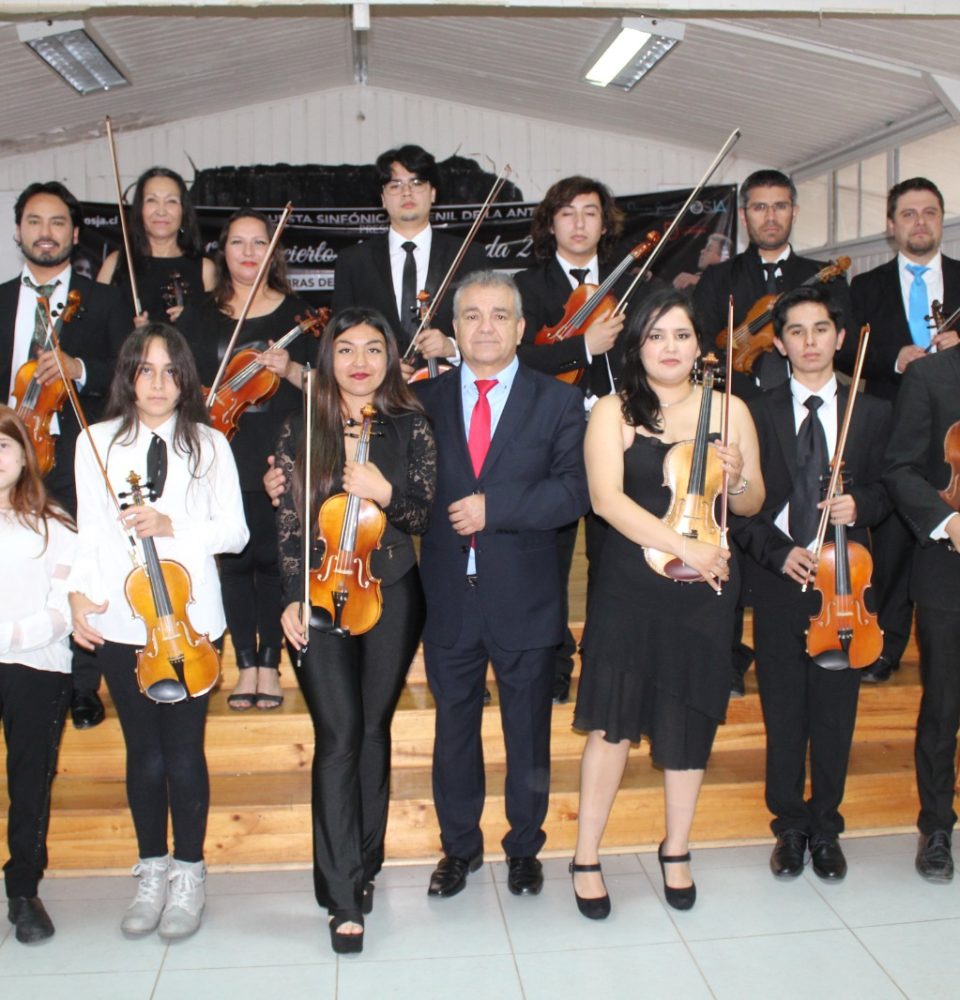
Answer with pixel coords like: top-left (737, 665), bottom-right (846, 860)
top-left (17, 20), bottom-right (128, 95)
top-left (352, 3), bottom-right (370, 86)
top-left (584, 17), bottom-right (685, 91)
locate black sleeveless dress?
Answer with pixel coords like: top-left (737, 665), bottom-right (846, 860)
top-left (573, 433), bottom-right (739, 769)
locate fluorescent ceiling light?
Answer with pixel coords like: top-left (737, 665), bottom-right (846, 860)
top-left (584, 17), bottom-right (685, 91)
top-left (17, 20), bottom-right (128, 95)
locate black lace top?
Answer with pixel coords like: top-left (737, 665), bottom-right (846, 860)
top-left (277, 409), bottom-right (436, 606)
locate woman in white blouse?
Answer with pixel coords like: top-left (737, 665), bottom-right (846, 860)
top-left (0, 405), bottom-right (77, 944)
top-left (69, 325), bottom-right (248, 942)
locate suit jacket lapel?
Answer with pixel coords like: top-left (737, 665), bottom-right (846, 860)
top-left (425, 231), bottom-right (450, 301)
top-left (481, 365), bottom-right (535, 476)
top-left (770, 384), bottom-right (799, 485)
top-left (878, 258), bottom-right (909, 331)
top-left (371, 235), bottom-right (402, 331)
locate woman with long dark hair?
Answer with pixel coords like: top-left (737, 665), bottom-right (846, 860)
top-left (98, 166), bottom-right (216, 323)
top-left (0, 406), bottom-right (76, 944)
top-left (277, 307), bottom-right (436, 954)
top-left (570, 289), bottom-right (763, 918)
top-left (177, 209), bottom-right (311, 711)
top-left (68, 325), bottom-right (247, 941)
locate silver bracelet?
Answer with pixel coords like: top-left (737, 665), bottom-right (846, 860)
top-left (727, 477), bottom-right (748, 496)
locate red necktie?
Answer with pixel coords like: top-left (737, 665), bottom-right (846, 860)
top-left (468, 379), bottom-right (498, 477)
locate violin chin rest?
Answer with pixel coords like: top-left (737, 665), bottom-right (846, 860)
top-left (663, 558), bottom-right (705, 583)
top-left (812, 650), bottom-right (850, 672)
top-left (145, 679), bottom-right (189, 703)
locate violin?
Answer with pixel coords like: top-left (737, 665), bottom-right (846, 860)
top-left (310, 404), bottom-right (385, 635)
top-left (205, 309), bottom-right (329, 440)
top-left (161, 271), bottom-right (189, 313)
top-left (121, 472), bottom-right (221, 703)
top-left (13, 289), bottom-right (83, 475)
top-left (805, 468), bottom-right (884, 670)
top-left (408, 291), bottom-right (453, 383)
top-left (717, 257), bottom-right (851, 375)
top-left (534, 232), bottom-right (660, 386)
top-left (645, 354), bottom-right (725, 582)
top-left (939, 418), bottom-right (960, 512)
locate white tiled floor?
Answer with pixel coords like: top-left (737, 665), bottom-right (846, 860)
top-left (2, 834), bottom-right (954, 999)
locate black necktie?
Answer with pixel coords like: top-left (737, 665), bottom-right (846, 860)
top-left (147, 433), bottom-right (168, 500)
top-left (400, 240), bottom-right (418, 342)
top-left (789, 395), bottom-right (828, 547)
top-left (762, 262), bottom-right (781, 295)
top-left (570, 268), bottom-right (589, 286)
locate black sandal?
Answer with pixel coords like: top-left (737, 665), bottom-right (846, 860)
top-left (361, 880), bottom-right (375, 915)
top-left (328, 910), bottom-right (364, 954)
top-left (227, 666), bottom-right (258, 711)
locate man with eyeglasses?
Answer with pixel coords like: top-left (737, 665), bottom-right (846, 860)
top-left (332, 144), bottom-right (483, 374)
top-left (693, 169), bottom-right (854, 398)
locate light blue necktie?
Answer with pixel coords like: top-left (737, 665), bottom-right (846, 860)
top-left (906, 263), bottom-right (931, 349)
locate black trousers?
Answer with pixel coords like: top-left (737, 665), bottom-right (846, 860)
top-left (425, 581), bottom-right (554, 860)
top-left (97, 641), bottom-right (210, 862)
top-left (295, 569), bottom-right (424, 913)
top-left (872, 511), bottom-right (915, 666)
top-left (915, 604), bottom-right (960, 834)
top-left (1, 663), bottom-right (70, 899)
top-left (220, 490), bottom-right (283, 669)
top-left (754, 599), bottom-right (862, 839)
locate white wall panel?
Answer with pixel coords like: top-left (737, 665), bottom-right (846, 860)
top-left (0, 84), bottom-right (760, 205)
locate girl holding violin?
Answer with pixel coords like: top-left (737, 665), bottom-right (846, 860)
top-left (97, 166), bottom-right (216, 324)
top-left (277, 307), bottom-right (436, 954)
top-left (177, 209), bottom-right (311, 710)
top-left (571, 288), bottom-right (763, 918)
top-left (0, 406), bottom-right (77, 944)
top-left (68, 325), bottom-right (247, 940)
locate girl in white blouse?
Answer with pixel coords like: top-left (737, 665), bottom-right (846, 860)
top-left (69, 325), bottom-right (248, 942)
top-left (0, 405), bottom-right (77, 944)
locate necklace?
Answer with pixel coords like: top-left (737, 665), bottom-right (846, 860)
top-left (659, 385), bottom-right (695, 409)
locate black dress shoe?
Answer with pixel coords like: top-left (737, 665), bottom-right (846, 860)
top-left (916, 830), bottom-right (954, 883)
top-left (861, 655), bottom-right (895, 683)
top-left (569, 861), bottom-right (610, 919)
top-left (427, 851), bottom-right (483, 897)
top-left (730, 671), bottom-right (746, 699)
top-left (770, 830), bottom-right (807, 878)
top-left (657, 842), bottom-right (696, 910)
top-left (71, 689), bottom-right (105, 729)
top-left (553, 674), bottom-right (571, 705)
top-left (507, 856), bottom-right (544, 895)
top-left (810, 836), bottom-right (847, 881)
top-left (7, 897), bottom-right (55, 944)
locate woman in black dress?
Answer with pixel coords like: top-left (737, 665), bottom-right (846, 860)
top-left (97, 166), bottom-right (215, 323)
top-left (570, 289), bottom-right (763, 917)
top-left (177, 210), bottom-right (311, 710)
top-left (277, 308), bottom-right (435, 954)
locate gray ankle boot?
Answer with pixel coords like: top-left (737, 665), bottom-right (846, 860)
top-left (158, 859), bottom-right (206, 941)
top-left (121, 855), bottom-right (170, 936)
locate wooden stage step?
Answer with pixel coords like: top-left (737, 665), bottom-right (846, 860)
top-left (0, 618), bottom-right (925, 872)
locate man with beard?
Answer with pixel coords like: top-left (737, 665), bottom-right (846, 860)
top-left (844, 177), bottom-right (960, 684)
top-left (0, 181), bottom-right (131, 727)
top-left (694, 169), bottom-right (854, 397)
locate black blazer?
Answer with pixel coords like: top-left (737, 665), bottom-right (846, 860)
top-left (414, 363), bottom-right (589, 651)
top-left (883, 348), bottom-right (960, 610)
top-left (331, 229), bottom-right (484, 352)
top-left (847, 255), bottom-right (960, 402)
top-left (733, 380), bottom-right (892, 607)
top-left (0, 272), bottom-right (132, 503)
top-left (514, 257), bottom-right (663, 398)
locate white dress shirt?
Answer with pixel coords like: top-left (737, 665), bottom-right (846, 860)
top-left (69, 415), bottom-right (249, 645)
top-left (0, 513), bottom-right (75, 674)
top-left (388, 224), bottom-right (433, 319)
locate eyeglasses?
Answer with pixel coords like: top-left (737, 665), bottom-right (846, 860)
top-left (746, 201), bottom-right (793, 214)
top-left (384, 178), bottom-right (429, 194)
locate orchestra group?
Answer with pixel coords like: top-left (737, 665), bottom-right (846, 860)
top-left (1, 144), bottom-right (958, 956)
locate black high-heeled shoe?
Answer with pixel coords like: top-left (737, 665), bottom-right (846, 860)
top-left (329, 910), bottom-right (364, 954)
top-left (657, 842), bottom-right (696, 911)
top-left (361, 880), bottom-right (375, 916)
top-left (569, 861), bottom-right (611, 920)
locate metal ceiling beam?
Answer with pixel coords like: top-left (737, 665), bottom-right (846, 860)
top-left (0, 1), bottom-right (958, 15)
top-left (926, 72), bottom-right (960, 127)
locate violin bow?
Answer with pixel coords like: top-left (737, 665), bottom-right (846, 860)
top-left (615, 129), bottom-right (741, 315)
top-left (39, 297), bottom-right (143, 564)
top-left (104, 117), bottom-right (143, 317)
top-left (298, 364), bottom-right (314, 666)
top-left (207, 203), bottom-right (293, 406)
top-left (401, 165), bottom-right (512, 362)
top-left (719, 296), bottom-right (734, 553)
top-left (801, 324), bottom-right (871, 593)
